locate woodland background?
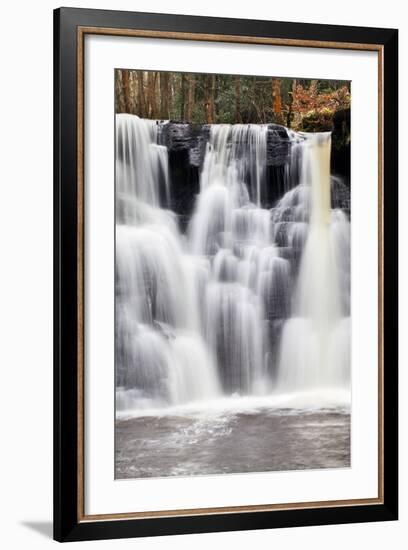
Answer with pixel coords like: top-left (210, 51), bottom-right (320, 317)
top-left (115, 70), bottom-right (351, 131)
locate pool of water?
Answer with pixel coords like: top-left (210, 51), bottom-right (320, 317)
top-left (115, 407), bottom-right (350, 479)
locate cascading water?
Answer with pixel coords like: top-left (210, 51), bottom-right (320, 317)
top-left (116, 115), bottom-right (220, 409)
top-left (277, 133), bottom-right (350, 391)
top-left (115, 114), bottom-right (350, 413)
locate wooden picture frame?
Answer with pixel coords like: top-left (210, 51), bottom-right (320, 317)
top-left (54, 7), bottom-right (398, 542)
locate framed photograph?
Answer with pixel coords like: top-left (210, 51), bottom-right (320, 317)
top-left (54, 7), bottom-right (398, 542)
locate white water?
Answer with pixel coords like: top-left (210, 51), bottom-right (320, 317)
top-left (115, 115), bottom-right (350, 414)
top-left (278, 134), bottom-right (350, 390)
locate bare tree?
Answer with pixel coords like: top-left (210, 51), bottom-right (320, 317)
top-left (115, 70), bottom-right (126, 113)
top-left (185, 75), bottom-right (195, 121)
top-left (159, 72), bottom-right (170, 119)
top-left (147, 72), bottom-right (159, 118)
top-left (204, 74), bottom-right (216, 124)
top-left (122, 70), bottom-right (131, 114)
top-left (180, 74), bottom-right (188, 120)
top-left (234, 76), bottom-right (241, 123)
top-left (137, 71), bottom-right (146, 118)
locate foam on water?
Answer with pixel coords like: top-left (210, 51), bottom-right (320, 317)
top-left (116, 387), bottom-right (350, 419)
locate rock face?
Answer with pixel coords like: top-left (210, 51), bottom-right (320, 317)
top-left (158, 122), bottom-right (203, 229)
top-left (266, 124), bottom-right (291, 166)
top-left (158, 120), bottom-right (350, 226)
top-left (331, 108), bottom-right (350, 185)
top-left (160, 121), bottom-right (291, 168)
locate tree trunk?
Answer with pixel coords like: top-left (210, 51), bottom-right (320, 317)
top-left (180, 75), bottom-right (188, 120)
top-left (147, 72), bottom-right (158, 118)
top-left (214, 76), bottom-right (220, 121)
top-left (234, 76), bottom-right (241, 122)
top-left (168, 73), bottom-right (174, 119)
top-left (204, 74), bottom-right (215, 124)
top-left (159, 73), bottom-right (170, 119)
top-left (122, 69), bottom-right (131, 114)
top-left (272, 78), bottom-right (283, 124)
top-left (115, 70), bottom-right (126, 113)
top-left (209, 75), bottom-right (216, 123)
top-left (286, 78), bottom-right (296, 128)
top-left (250, 77), bottom-right (261, 123)
top-left (186, 75), bottom-right (195, 121)
top-left (137, 71), bottom-right (146, 118)
top-left (128, 71), bottom-right (137, 114)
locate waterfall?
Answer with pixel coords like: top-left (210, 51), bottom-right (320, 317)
top-left (115, 115), bottom-right (221, 409)
top-left (200, 124), bottom-right (268, 206)
top-left (115, 114), bottom-right (350, 412)
top-left (278, 133), bottom-right (350, 390)
top-left (116, 114), bottom-right (171, 223)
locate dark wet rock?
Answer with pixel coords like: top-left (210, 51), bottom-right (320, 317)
top-left (331, 175), bottom-right (350, 216)
top-left (331, 108), bottom-right (350, 184)
top-left (168, 148), bottom-right (200, 229)
top-left (267, 124), bottom-right (291, 167)
top-left (160, 122), bottom-right (291, 169)
top-left (264, 164), bottom-right (287, 206)
top-left (158, 121), bottom-right (349, 224)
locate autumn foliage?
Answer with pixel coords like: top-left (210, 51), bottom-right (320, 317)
top-left (115, 70), bottom-right (350, 132)
top-left (290, 81), bottom-right (351, 131)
